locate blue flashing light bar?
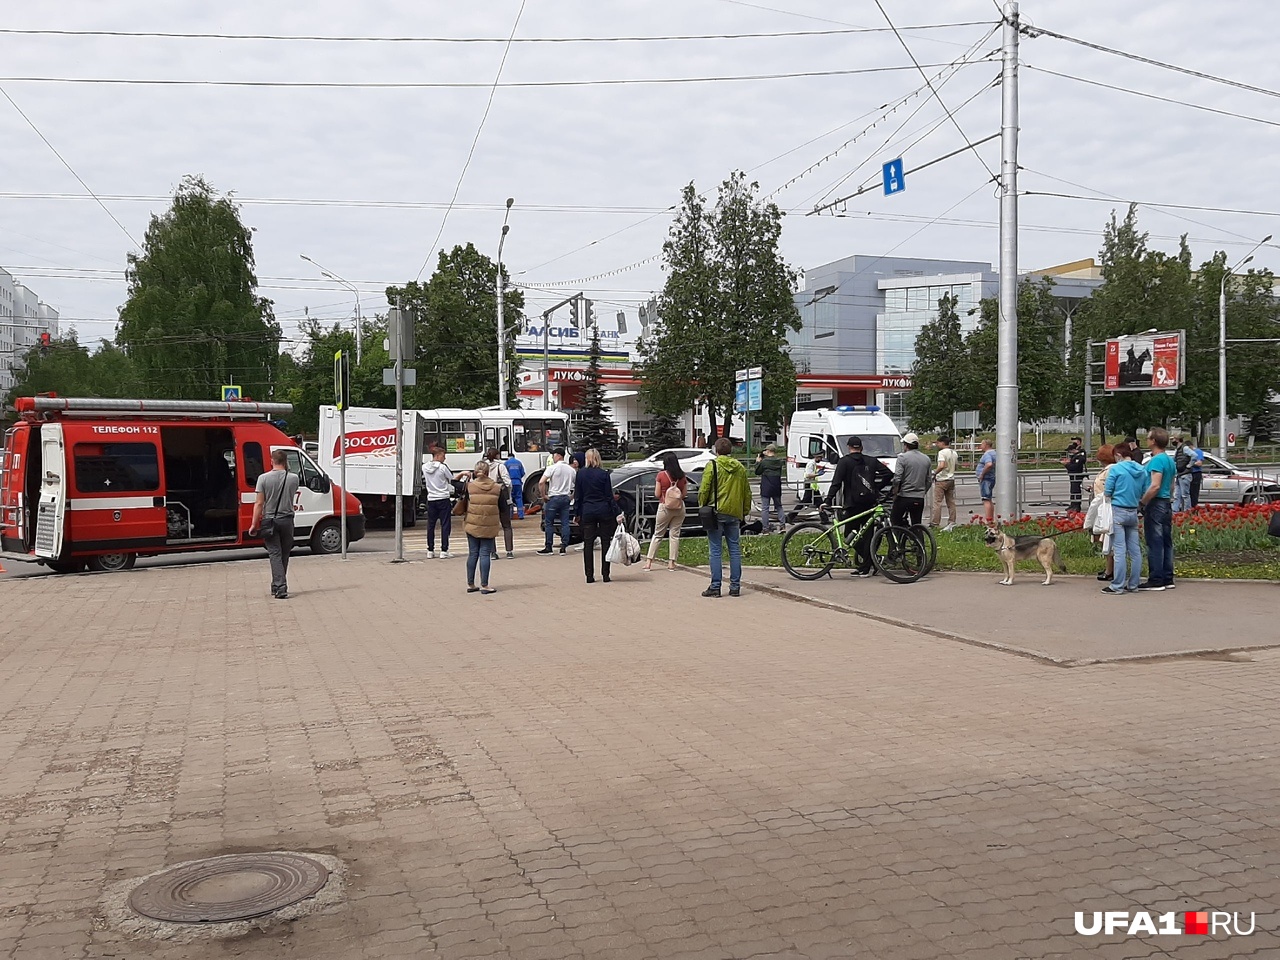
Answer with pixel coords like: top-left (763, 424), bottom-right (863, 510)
top-left (834, 405), bottom-right (880, 413)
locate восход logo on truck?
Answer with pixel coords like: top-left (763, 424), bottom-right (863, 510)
top-left (333, 429), bottom-right (397, 459)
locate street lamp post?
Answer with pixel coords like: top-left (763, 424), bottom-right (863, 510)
top-left (1219, 234), bottom-right (1271, 457)
top-left (497, 198), bottom-right (514, 411)
top-left (300, 254), bottom-right (363, 366)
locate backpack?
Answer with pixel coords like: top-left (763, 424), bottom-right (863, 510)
top-left (663, 477), bottom-right (685, 509)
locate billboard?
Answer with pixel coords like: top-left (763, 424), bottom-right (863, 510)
top-left (1104, 331), bottom-right (1185, 391)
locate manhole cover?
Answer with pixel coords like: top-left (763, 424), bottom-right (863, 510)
top-left (128, 853), bottom-right (330, 923)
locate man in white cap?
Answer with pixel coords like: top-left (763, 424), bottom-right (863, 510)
top-left (891, 432), bottom-right (932, 528)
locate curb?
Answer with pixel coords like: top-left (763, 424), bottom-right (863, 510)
top-left (673, 563), bottom-right (1280, 668)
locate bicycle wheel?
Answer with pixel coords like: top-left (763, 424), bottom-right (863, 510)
top-left (910, 524), bottom-right (938, 575)
top-left (781, 523), bottom-right (839, 580)
top-left (870, 524), bottom-right (928, 584)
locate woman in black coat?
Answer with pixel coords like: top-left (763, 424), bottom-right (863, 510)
top-left (573, 448), bottom-right (625, 583)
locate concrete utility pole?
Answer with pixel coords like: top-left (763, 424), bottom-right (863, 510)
top-left (995, 1), bottom-right (1020, 521)
top-left (497, 198), bottom-right (513, 410)
top-left (392, 302), bottom-right (406, 563)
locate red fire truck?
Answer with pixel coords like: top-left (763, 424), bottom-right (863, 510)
top-left (1, 397), bottom-right (364, 573)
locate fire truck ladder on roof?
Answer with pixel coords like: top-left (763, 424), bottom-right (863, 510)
top-left (19, 397), bottom-right (293, 419)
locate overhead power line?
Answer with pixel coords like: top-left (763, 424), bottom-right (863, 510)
top-left (1023, 23), bottom-right (1280, 102)
top-left (809, 134), bottom-right (999, 215)
top-left (872, 0), bottom-right (996, 183)
top-left (1017, 167), bottom-right (1274, 249)
top-left (0, 85), bottom-right (139, 249)
top-left (802, 65), bottom-right (997, 210)
top-left (0, 63), bottom-right (971, 90)
top-left (1022, 191), bottom-right (1280, 222)
top-left (414, 0), bottom-right (527, 282)
top-left (0, 191), bottom-right (667, 213)
top-left (0, 22), bottom-right (994, 44)
top-left (773, 27), bottom-right (999, 203)
top-left (1024, 65), bottom-right (1280, 130)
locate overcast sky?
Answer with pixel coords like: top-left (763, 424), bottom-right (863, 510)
top-left (4, 0), bottom-right (1279, 357)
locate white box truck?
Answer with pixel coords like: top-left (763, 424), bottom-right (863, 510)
top-left (318, 405), bottom-right (423, 526)
top-left (786, 406), bottom-right (903, 499)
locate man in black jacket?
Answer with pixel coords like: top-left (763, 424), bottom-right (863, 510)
top-left (1062, 437), bottom-right (1087, 513)
top-left (823, 436), bottom-right (894, 577)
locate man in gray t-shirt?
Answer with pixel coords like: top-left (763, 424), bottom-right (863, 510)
top-left (891, 433), bottom-right (932, 529)
top-left (250, 448), bottom-right (300, 598)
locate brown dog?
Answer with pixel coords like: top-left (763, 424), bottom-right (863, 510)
top-left (984, 527), bottom-right (1067, 585)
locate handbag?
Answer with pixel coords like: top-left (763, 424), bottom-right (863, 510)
top-left (451, 478), bottom-right (469, 516)
top-left (1268, 508), bottom-right (1280, 538)
top-left (698, 461), bottom-right (720, 531)
top-left (258, 472), bottom-right (289, 538)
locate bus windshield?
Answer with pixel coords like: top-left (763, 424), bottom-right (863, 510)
top-left (836, 434), bottom-right (900, 458)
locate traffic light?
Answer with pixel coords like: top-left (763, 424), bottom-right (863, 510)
top-left (39, 332), bottom-right (51, 355)
top-left (584, 299), bottom-right (596, 329)
top-left (569, 298), bottom-right (580, 328)
top-left (333, 349), bottom-right (351, 410)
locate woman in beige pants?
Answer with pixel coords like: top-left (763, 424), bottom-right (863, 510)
top-left (644, 452), bottom-right (688, 571)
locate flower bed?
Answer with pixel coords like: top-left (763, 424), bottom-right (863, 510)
top-left (654, 503), bottom-right (1280, 580)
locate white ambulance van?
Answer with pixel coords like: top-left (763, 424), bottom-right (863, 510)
top-left (786, 406), bottom-right (903, 498)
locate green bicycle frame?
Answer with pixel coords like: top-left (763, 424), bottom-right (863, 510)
top-left (821, 502), bottom-right (889, 556)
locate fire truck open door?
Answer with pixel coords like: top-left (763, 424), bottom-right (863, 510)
top-left (34, 424), bottom-right (67, 560)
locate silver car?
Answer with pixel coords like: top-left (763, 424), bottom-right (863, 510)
top-left (1196, 453), bottom-right (1280, 504)
top-left (1140, 451), bottom-right (1280, 504)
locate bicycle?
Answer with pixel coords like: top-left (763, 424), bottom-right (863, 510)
top-left (910, 523), bottom-right (938, 573)
top-left (780, 501), bottom-right (930, 584)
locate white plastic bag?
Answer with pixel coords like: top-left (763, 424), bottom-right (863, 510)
top-left (606, 525), bottom-right (627, 565)
top-left (621, 529), bottom-right (641, 564)
top-left (1095, 497), bottom-right (1113, 536)
top-left (1083, 496), bottom-right (1100, 534)
top-left (606, 525), bottom-right (641, 566)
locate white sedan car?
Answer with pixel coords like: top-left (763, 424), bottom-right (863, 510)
top-left (1197, 453), bottom-right (1280, 504)
top-left (1141, 451), bottom-right (1280, 504)
top-left (636, 447), bottom-right (717, 471)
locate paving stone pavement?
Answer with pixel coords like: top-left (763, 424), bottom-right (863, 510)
top-left (1, 550), bottom-right (1279, 959)
top-left (741, 567), bottom-right (1280, 665)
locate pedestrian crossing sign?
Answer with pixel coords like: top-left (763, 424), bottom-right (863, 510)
top-left (222, 385), bottom-right (241, 401)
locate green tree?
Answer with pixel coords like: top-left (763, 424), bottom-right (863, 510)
top-left (639, 173), bottom-right (801, 438)
top-left (963, 279), bottom-right (1068, 428)
top-left (906, 293), bottom-right (968, 432)
top-left (117, 176), bottom-right (280, 400)
top-left (1180, 254), bottom-right (1279, 437)
top-left (4, 333), bottom-right (138, 405)
top-left (643, 411), bottom-right (685, 454)
top-left (386, 243), bottom-right (523, 409)
top-left (1066, 207), bottom-right (1195, 436)
top-left (275, 317), bottom-right (394, 435)
top-left (574, 327), bottom-right (616, 453)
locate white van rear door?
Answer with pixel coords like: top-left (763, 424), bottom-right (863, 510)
top-left (34, 424), bottom-right (67, 559)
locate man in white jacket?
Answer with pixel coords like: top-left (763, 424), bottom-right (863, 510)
top-left (422, 446), bottom-right (459, 558)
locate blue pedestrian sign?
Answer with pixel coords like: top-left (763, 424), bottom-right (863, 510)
top-left (883, 158), bottom-right (905, 196)
top-left (221, 384), bottom-right (241, 401)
